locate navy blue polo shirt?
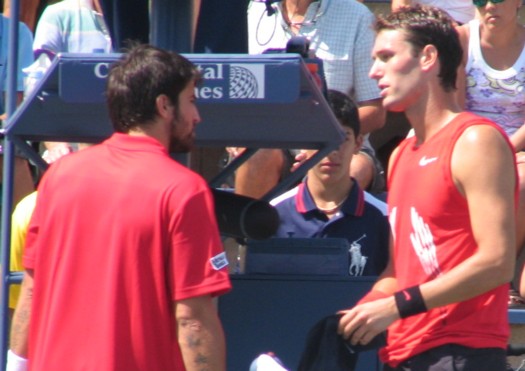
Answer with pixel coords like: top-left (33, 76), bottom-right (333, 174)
top-left (270, 179), bottom-right (389, 276)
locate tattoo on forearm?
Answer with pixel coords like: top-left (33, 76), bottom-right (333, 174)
top-left (180, 319), bottom-right (212, 370)
top-left (186, 334), bottom-right (210, 368)
top-left (186, 333), bottom-right (202, 348)
top-left (195, 353), bottom-right (210, 370)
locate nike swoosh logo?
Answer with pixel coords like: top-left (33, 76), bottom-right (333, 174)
top-left (419, 156), bottom-right (438, 166)
top-left (403, 290), bottom-right (411, 301)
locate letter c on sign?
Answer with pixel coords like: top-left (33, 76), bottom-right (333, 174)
top-left (94, 63), bottom-right (110, 79)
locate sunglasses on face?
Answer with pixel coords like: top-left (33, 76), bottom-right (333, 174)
top-left (473, 0), bottom-right (505, 7)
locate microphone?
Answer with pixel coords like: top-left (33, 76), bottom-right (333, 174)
top-left (286, 36), bottom-right (311, 58)
top-left (212, 189), bottom-right (280, 240)
top-left (265, 0), bottom-right (276, 16)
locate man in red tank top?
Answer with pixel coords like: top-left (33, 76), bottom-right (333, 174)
top-left (338, 5), bottom-right (518, 371)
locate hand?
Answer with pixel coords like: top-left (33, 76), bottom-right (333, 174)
top-left (290, 150), bottom-right (308, 173)
top-left (337, 296), bottom-right (398, 346)
top-left (42, 143), bottom-right (73, 164)
top-left (225, 147), bottom-right (245, 159)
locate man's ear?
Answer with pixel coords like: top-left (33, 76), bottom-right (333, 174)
top-left (155, 94), bottom-right (174, 119)
top-left (420, 44), bottom-right (438, 72)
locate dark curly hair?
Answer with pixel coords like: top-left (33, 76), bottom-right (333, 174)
top-left (374, 4), bottom-right (462, 92)
top-left (106, 44), bottom-right (200, 132)
top-left (326, 90), bottom-right (360, 137)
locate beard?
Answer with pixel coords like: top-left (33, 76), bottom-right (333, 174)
top-left (168, 115), bottom-right (195, 153)
top-left (169, 133), bottom-right (194, 153)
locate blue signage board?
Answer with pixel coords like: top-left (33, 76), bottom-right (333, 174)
top-left (58, 54), bottom-right (301, 104)
top-left (7, 53), bottom-right (342, 154)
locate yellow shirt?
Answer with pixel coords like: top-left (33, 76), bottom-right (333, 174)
top-left (9, 191), bottom-right (37, 309)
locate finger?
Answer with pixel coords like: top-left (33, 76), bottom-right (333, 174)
top-left (294, 151), bottom-right (306, 160)
top-left (338, 312), bottom-right (363, 340)
top-left (357, 329), bottom-right (378, 346)
top-left (347, 324), bottom-right (369, 345)
top-left (337, 311), bottom-right (350, 335)
top-left (226, 147), bottom-right (242, 157)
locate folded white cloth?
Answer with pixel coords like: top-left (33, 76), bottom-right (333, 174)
top-left (249, 353), bottom-right (288, 371)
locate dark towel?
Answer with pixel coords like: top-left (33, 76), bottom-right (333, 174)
top-left (297, 314), bottom-right (386, 371)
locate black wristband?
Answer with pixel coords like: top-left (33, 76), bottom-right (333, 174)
top-left (394, 285), bottom-right (427, 319)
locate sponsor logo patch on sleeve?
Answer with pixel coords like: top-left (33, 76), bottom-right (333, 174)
top-left (210, 252), bottom-right (229, 271)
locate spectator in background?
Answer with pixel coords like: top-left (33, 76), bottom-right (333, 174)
top-left (270, 90), bottom-right (389, 277)
top-left (31, 0), bottom-right (112, 162)
top-left (339, 5), bottom-right (516, 370)
top-left (455, 0), bottom-right (525, 306)
top-left (0, 13), bottom-right (35, 211)
top-left (391, 0), bottom-right (476, 25)
top-left (97, 0), bottom-right (149, 50)
top-left (194, 0), bottom-right (248, 53)
top-left (2, 0), bottom-right (150, 51)
top-left (2, 0), bottom-right (43, 31)
top-left (8, 44), bottom-right (231, 371)
top-left (33, 0), bottom-right (111, 54)
top-left (234, 0), bottom-right (386, 199)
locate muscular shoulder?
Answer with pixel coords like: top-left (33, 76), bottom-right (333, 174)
top-left (455, 123), bottom-right (511, 157)
top-left (452, 123), bottom-right (515, 193)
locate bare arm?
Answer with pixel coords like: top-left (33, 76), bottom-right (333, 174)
top-left (10, 270), bottom-right (33, 357)
top-left (519, 259), bottom-right (525, 298)
top-left (176, 295), bottom-right (226, 371)
top-left (358, 98), bottom-right (386, 135)
top-left (352, 233), bottom-right (398, 297)
top-left (339, 125), bottom-right (516, 344)
top-left (422, 124), bottom-right (516, 306)
top-left (391, 0), bottom-right (412, 13)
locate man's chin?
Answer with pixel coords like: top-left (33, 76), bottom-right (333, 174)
top-left (169, 141), bottom-right (194, 154)
top-left (383, 100), bottom-right (406, 113)
top-left (169, 145), bottom-right (192, 154)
